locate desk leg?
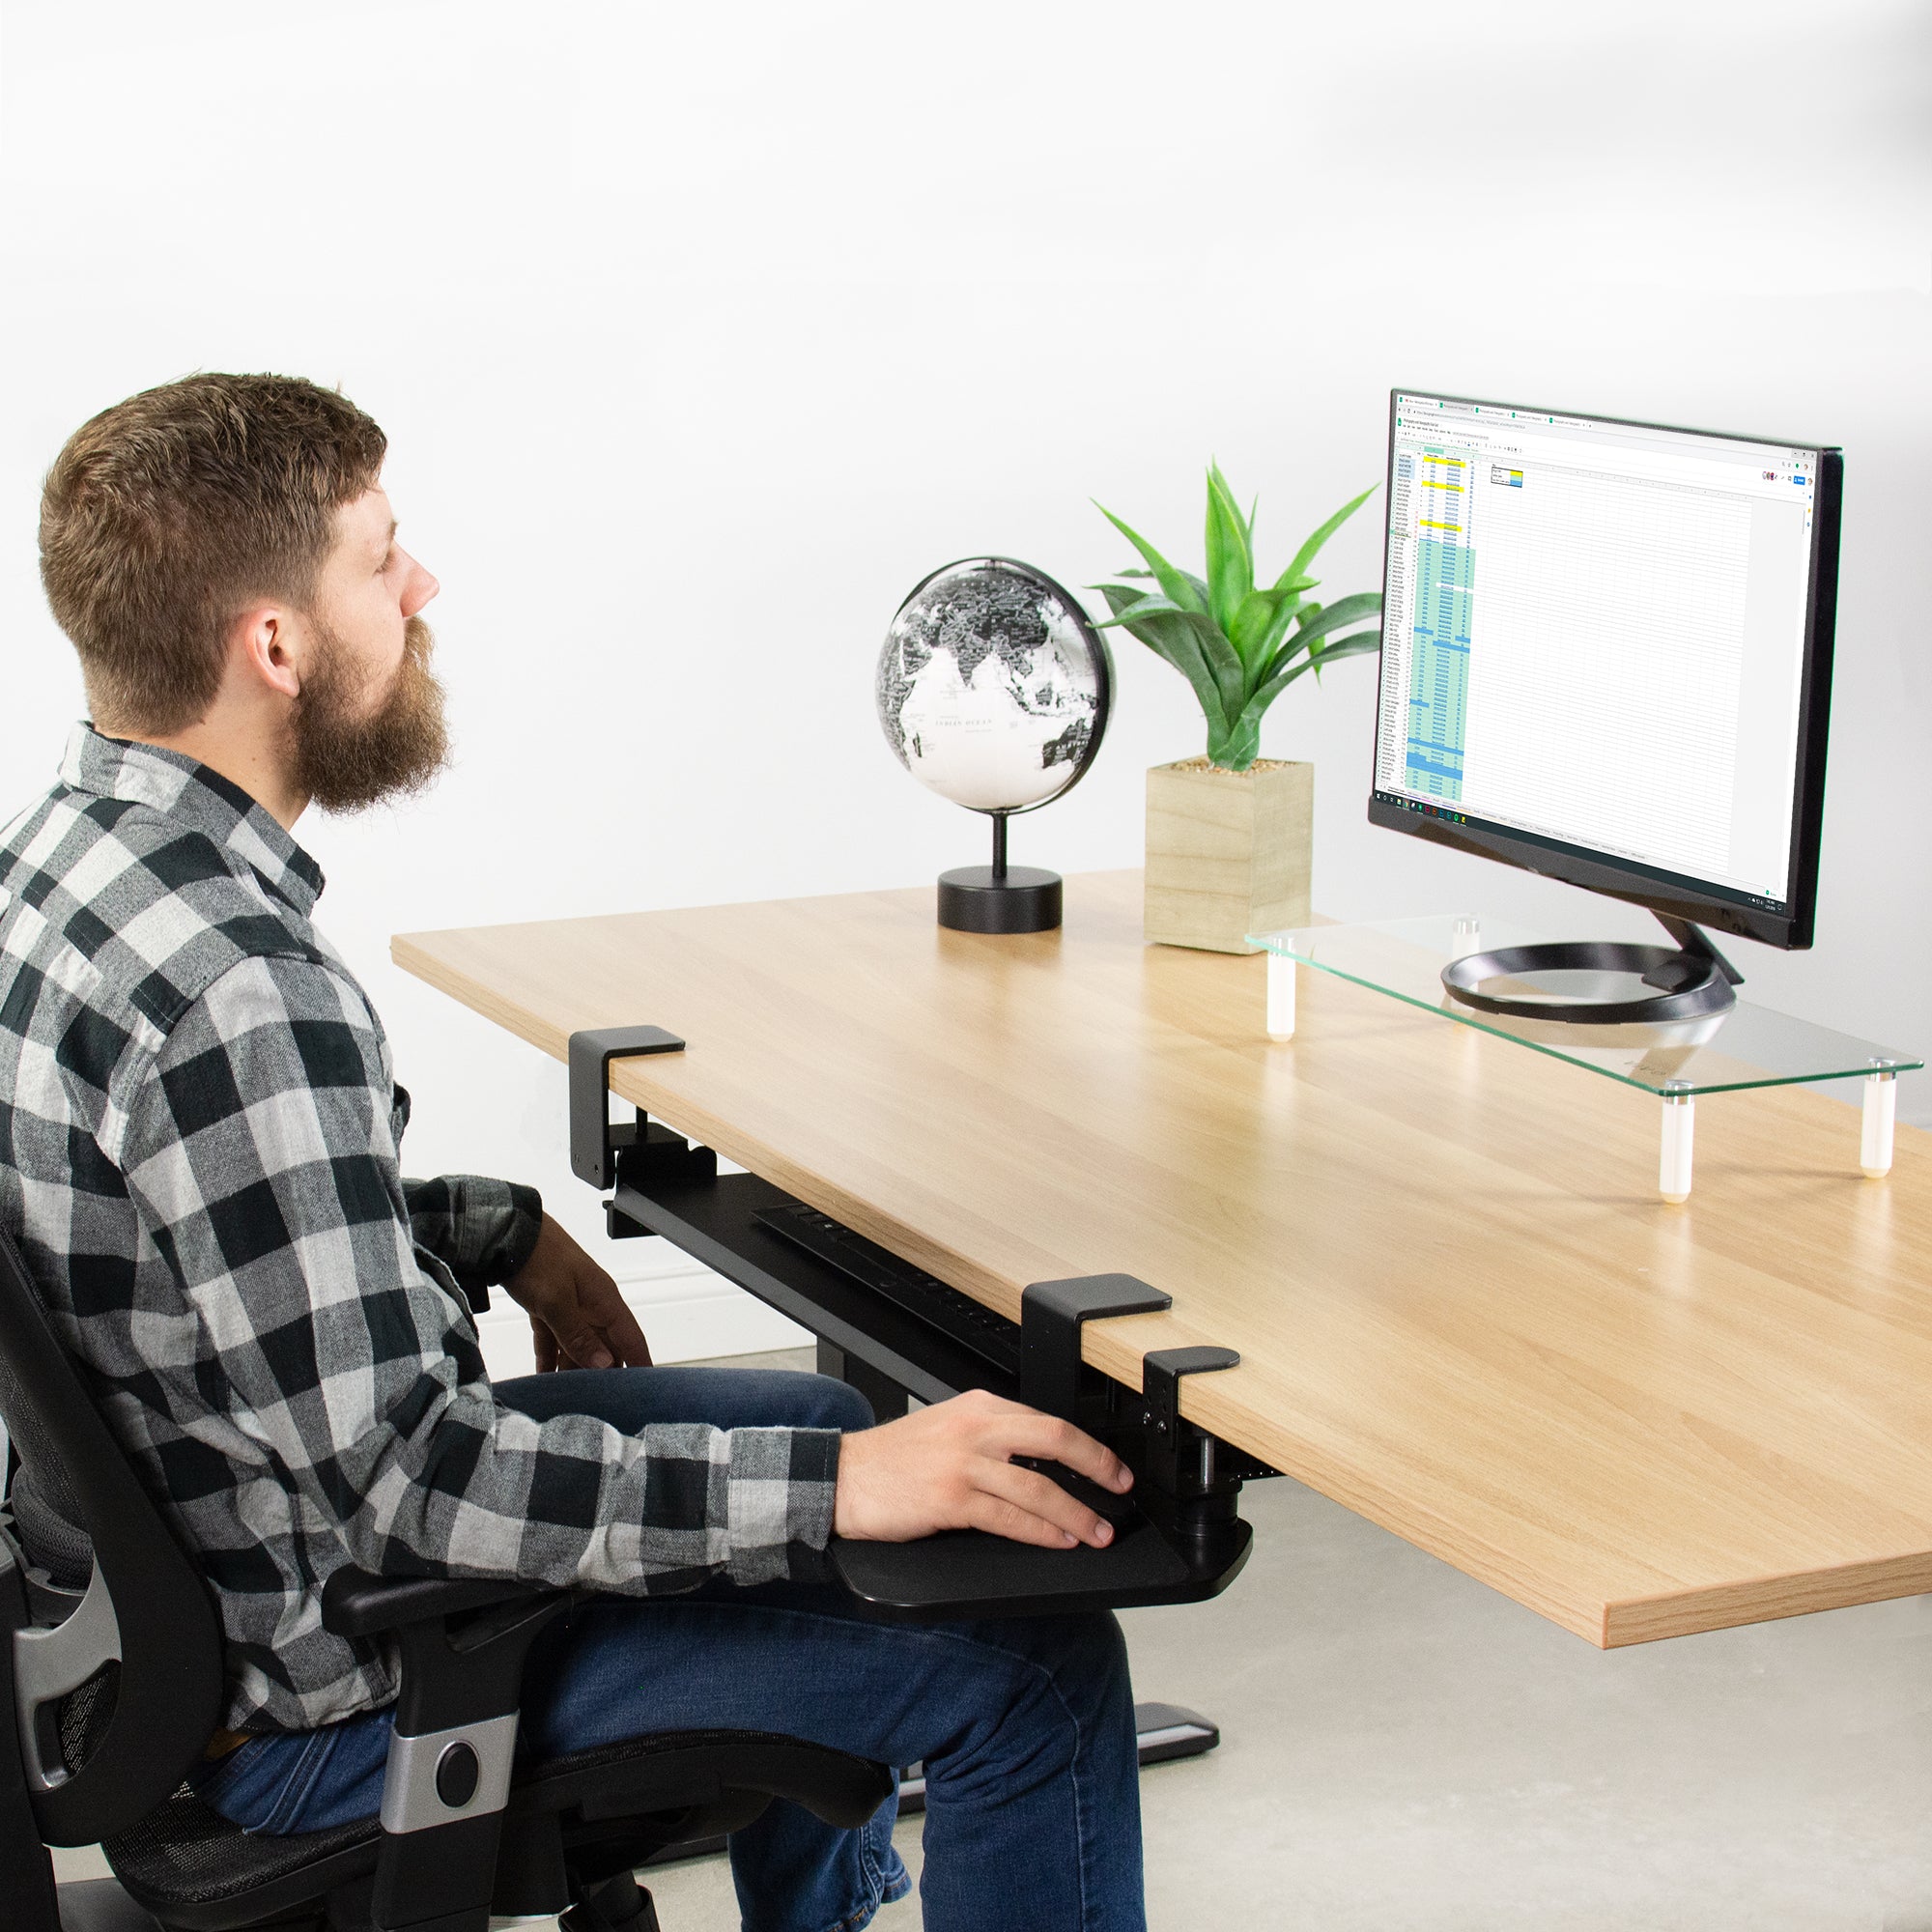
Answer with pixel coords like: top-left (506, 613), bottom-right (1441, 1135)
top-left (1659, 1093), bottom-right (1694, 1204)
top-left (1266, 953), bottom-right (1295, 1039)
top-left (1861, 1070), bottom-right (1896, 1179)
top-left (816, 1339), bottom-right (911, 1420)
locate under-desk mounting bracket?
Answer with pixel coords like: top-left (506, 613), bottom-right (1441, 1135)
top-left (1143, 1345), bottom-right (1245, 1497)
top-left (1020, 1277), bottom-right (1276, 1512)
top-left (567, 1025), bottom-right (691, 1191)
top-left (1021, 1274), bottom-right (1173, 1422)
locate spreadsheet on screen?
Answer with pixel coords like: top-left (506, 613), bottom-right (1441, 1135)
top-left (1375, 393), bottom-right (1822, 910)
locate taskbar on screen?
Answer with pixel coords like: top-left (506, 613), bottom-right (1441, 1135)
top-left (1369, 789), bottom-right (1791, 923)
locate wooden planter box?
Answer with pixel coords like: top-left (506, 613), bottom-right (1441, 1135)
top-left (1144, 758), bottom-right (1313, 953)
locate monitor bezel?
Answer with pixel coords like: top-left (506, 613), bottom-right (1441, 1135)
top-left (1368, 387), bottom-right (1843, 952)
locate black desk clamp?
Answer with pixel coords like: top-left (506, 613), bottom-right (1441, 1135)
top-left (1022, 1273), bottom-right (1268, 1520)
top-left (568, 1026), bottom-right (714, 1226)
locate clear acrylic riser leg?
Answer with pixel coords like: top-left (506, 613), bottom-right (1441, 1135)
top-left (1659, 1092), bottom-right (1694, 1203)
top-left (1861, 1068), bottom-right (1896, 1179)
top-left (1658, 1070), bottom-right (1896, 1205)
top-left (1265, 952), bottom-right (1296, 1040)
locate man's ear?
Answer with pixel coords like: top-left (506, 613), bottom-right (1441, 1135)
top-left (232, 604), bottom-right (303, 702)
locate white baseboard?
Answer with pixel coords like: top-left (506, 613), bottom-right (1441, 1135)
top-left (475, 1254), bottom-right (811, 1381)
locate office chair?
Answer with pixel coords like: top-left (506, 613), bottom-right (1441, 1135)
top-left (0, 1224), bottom-right (893, 1932)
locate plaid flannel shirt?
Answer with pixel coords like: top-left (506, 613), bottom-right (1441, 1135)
top-left (0, 726), bottom-right (838, 1732)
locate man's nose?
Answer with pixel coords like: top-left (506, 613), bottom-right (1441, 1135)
top-left (402, 554), bottom-right (440, 618)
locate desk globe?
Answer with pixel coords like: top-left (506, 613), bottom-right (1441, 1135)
top-left (876, 557), bottom-right (1112, 932)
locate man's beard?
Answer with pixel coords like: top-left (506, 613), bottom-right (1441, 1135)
top-left (290, 614), bottom-right (449, 812)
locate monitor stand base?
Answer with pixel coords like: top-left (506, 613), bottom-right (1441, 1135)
top-left (1439, 914), bottom-right (1743, 1025)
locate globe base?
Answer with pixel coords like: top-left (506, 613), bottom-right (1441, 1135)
top-left (936, 865), bottom-right (1063, 934)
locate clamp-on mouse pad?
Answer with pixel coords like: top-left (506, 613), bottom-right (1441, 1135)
top-left (827, 1512), bottom-right (1249, 1621)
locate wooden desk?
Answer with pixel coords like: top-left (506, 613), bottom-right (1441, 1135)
top-left (395, 871), bottom-right (1932, 1651)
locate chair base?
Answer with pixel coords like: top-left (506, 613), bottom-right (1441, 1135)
top-left (57, 1868), bottom-right (666, 1932)
top-left (562, 1871), bottom-right (661, 1932)
top-left (51, 1879), bottom-right (170, 1932)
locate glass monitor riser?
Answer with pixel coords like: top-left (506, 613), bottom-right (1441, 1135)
top-left (1254, 915), bottom-right (1918, 1203)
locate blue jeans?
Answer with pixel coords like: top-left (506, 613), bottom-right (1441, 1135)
top-left (189, 1366), bottom-right (1146, 1932)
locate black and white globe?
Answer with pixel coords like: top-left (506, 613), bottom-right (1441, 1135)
top-left (876, 558), bottom-right (1111, 815)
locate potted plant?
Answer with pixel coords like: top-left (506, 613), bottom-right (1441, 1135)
top-left (1094, 466), bottom-right (1382, 952)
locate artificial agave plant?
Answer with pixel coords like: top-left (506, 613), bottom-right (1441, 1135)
top-left (1094, 467), bottom-right (1383, 772)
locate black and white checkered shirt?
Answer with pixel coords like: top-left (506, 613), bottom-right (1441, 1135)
top-left (0, 726), bottom-right (838, 1733)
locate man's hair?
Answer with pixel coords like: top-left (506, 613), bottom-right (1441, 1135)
top-left (39, 374), bottom-right (388, 734)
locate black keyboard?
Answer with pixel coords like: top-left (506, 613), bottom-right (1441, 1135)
top-left (753, 1202), bottom-right (1020, 1376)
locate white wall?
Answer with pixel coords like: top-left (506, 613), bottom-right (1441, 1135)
top-left (3, 2), bottom-right (1928, 1356)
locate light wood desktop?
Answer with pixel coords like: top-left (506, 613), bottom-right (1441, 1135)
top-left (394, 870), bottom-right (1932, 1652)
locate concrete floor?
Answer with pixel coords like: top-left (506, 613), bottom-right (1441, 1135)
top-left (54, 1349), bottom-right (1932, 1928)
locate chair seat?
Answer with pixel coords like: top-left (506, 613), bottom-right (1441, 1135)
top-left (100, 1784), bottom-right (380, 1932)
top-left (100, 1727), bottom-right (893, 1931)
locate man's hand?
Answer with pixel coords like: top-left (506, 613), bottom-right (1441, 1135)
top-left (833, 1388), bottom-right (1132, 1549)
top-left (503, 1214), bottom-right (653, 1372)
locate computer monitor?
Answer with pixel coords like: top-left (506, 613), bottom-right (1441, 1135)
top-left (1369, 388), bottom-right (1842, 1022)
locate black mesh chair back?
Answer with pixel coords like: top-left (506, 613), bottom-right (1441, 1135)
top-left (0, 1224), bottom-right (224, 1848)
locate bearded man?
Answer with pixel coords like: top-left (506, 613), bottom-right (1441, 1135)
top-left (0, 374), bottom-right (1148, 1932)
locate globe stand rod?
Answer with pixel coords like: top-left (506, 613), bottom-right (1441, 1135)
top-left (937, 812), bottom-right (1061, 935)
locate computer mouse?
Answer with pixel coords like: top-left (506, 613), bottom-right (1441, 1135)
top-left (1011, 1456), bottom-right (1140, 1526)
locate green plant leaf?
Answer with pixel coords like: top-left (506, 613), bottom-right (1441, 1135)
top-left (1094, 503), bottom-right (1208, 614)
top-left (1128, 607), bottom-right (1236, 723)
top-left (1262, 591), bottom-right (1383, 681)
top-left (1273, 483), bottom-right (1378, 593)
top-left (1293, 602), bottom-right (1325, 676)
top-left (1255, 587), bottom-right (1315, 666)
top-left (1313, 631), bottom-right (1382, 665)
top-left (1229, 588), bottom-right (1280, 665)
top-left (1120, 563), bottom-right (1215, 611)
top-left (1241, 630), bottom-right (1381, 724)
top-left (1208, 710), bottom-right (1263, 771)
top-left (1092, 589), bottom-right (1196, 630)
top-left (1302, 628), bottom-right (1383, 692)
top-left (1097, 584), bottom-right (1229, 736)
top-left (1094, 584), bottom-right (1189, 654)
top-left (1100, 585), bottom-right (1247, 720)
top-left (1171, 607), bottom-right (1248, 720)
top-left (1153, 614), bottom-right (1239, 737)
top-left (1204, 464), bottom-right (1254, 635)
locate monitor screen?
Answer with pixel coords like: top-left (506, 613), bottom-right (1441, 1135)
top-left (1369, 390), bottom-right (1841, 948)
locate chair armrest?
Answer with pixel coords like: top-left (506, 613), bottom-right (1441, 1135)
top-left (320, 1568), bottom-right (547, 1640)
top-left (321, 1570), bottom-right (573, 1932)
